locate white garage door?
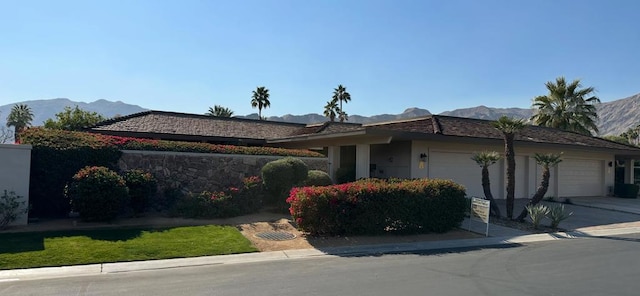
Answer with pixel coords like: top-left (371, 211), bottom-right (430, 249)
top-left (429, 151), bottom-right (501, 198)
top-left (558, 159), bottom-right (603, 197)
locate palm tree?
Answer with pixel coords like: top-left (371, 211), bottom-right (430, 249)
top-left (251, 86), bottom-right (270, 120)
top-left (338, 110), bottom-right (348, 122)
top-left (6, 104), bottom-right (34, 143)
top-left (621, 126), bottom-right (639, 146)
top-left (206, 105), bottom-right (234, 117)
top-left (323, 100), bottom-right (339, 122)
top-left (492, 116), bottom-right (525, 219)
top-left (332, 85), bottom-right (351, 122)
top-left (471, 151), bottom-right (502, 218)
top-left (515, 153), bottom-right (563, 222)
top-left (531, 77), bottom-right (600, 136)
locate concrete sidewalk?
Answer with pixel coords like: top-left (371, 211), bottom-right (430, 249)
top-left (3, 197), bottom-right (640, 282)
top-left (3, 222), bottom-right (640, 282)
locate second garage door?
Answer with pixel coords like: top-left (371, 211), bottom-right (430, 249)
top-left (558, 159), bottom-right (603, 197)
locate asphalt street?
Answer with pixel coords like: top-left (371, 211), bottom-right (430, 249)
top-left (2, 233), bottom-right (640, 296)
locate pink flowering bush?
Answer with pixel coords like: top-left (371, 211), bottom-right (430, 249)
top-left (172, 176), bottom-right (264, 218)
top-left (287, 178), bottom-right (467, 236)
top-left (65, 166), bottom-right (129, 222)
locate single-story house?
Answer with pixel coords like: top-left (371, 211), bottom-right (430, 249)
top-left (89, 111), bottom-right (640, 199)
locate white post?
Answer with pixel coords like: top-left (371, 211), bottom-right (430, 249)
top-left (625, 159), bottom-right (635, 184)
top-left (355, 144), bottom-right (370, 179)
top-left (327, 146), bottom-right (341, 182)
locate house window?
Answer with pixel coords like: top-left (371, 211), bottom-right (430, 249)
top-left (635, 160), bottom-right (640, 184)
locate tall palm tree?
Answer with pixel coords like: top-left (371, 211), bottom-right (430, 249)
top-left (251, 86), bottom-right (270, 120)
top-left (332, 85), bottom-right (351, 122)
top-left (471, 151), bottom-right (502, 218)
top-left (206, 105), bottom-right (234, 117)
top-left (492, 116), bottom-right (525, 219)
top-left (323, 100), bottom-right (339, 122)
top-left (531, 77), bottom-right (600, 136)
top-left (515, 153), bottom-right (563, 222)
top-left (6, 103), bottom-right (34, 143)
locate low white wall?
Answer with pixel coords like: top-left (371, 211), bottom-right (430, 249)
top-left (0, 144), bottom-right (31, 226)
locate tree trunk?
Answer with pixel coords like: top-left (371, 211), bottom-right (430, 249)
top-left (505, 134), bottom-right (516, 219)
top-left (515, 167), bottom-right (550, 222)
top-left (481, 166), bottom-right (501, 218)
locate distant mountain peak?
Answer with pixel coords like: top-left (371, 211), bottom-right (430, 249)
top-left (0, 99), bottom-right (148, 127)
top-left (2, 93), bottom-right (638, 136)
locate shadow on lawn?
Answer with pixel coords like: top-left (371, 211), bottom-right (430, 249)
top-left (0, 228), bottom-right (162, 254)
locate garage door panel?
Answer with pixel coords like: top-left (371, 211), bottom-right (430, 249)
top-left (429, 151), bottom-right (501, 199)
top-left (558, 159), bottom-right (602, 197)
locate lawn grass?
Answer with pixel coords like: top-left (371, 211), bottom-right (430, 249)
top-left (0, 225), bottom-right (258, 270)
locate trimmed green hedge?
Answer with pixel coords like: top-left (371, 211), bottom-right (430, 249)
top-left (21, 128), bottom-right (324, 218)
top-left (261, 157), bottom-right (309, 208)
top-left (22, 129), bottom-right (123, 218)
top-left (287, 178), bottom-right (467, 236)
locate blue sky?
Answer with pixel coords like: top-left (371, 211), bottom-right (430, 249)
top-left (1, 0), bottom-right (638, 117)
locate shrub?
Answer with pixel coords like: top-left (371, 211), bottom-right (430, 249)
top-left (261, 157), bottom-right (309, 208)
top-left (287, 178), bottom-right (467, 236)
top-left (335, 167), bottom-right (356, 184)
top-left (0, 190), bottom-right (28, 230)
top-left (123, 170), bottom-right (157, 216)
top-left (526, 204), bottom-right (549, 229)
top-left (547, 204), bottom-right (573, 229)
top-left (66, 166), bottom-right (129, 222)
top-left (173, 191), bottom-right (239, 218)
top-left (304, 170), bottom-right (333, 186)
top-left (172, 183), bottom-right (262, 219)
top-left (239, 176), bottom-right (264, 212)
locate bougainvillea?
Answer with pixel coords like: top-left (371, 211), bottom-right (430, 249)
top-left (287, 178), bottom-right (467, 236)
top-left (66, 166), bottom-right (129, 222)
top-left (172, 179), bottom-right (263, 219)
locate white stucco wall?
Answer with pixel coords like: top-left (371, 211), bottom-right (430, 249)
top-left (410, 140), bottom-right (615, 198)
top-left (0, 144), bottom-right (31, 226)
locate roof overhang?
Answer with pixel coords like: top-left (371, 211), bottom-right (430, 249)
top-left (268, 128), bottom-right (640, 156)
top-left (267, 129), bottom-right (394, 148)
top-left (89, 130), bottom-right (266, 145)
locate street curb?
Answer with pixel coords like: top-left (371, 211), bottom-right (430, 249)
top-left (2, 226), bottom-right (640, 281)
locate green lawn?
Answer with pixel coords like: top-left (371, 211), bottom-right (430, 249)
top-left (0, 225), bottom-right (257, 270)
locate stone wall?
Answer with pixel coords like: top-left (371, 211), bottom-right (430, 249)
top-left (118, 150), bottom-right (329, 193)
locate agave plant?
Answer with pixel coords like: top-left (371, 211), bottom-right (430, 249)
top-left (548, 204), bottom-right (573, 229)
top-left (526, 204), bottom-right (549, 230)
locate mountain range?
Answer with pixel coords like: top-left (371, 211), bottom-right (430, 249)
top-left (1, 93), bottom-right (638, 136)
top-left (0, 98), bottom-right (147, 127)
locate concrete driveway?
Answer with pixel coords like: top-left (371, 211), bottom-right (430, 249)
top-left (499, 197), bottom-right (640, 231)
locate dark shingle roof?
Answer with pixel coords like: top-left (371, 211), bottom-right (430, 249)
top-left (90, 111), bottom-right (305, 141)
top-left (366, 115), bottom-right (640, 151)
top-left (90, 111), bottom-right (640, 152)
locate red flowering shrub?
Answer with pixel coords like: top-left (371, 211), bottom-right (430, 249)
top-left (172, 177), bottom-right (264, 218)
top-left (287, 178), bottom-right (467, 236)
top-left (66, 166), bottom-right (129, 222)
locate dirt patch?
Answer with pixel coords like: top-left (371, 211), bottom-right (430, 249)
top-left (239, 218), bottom-right (482, 252)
